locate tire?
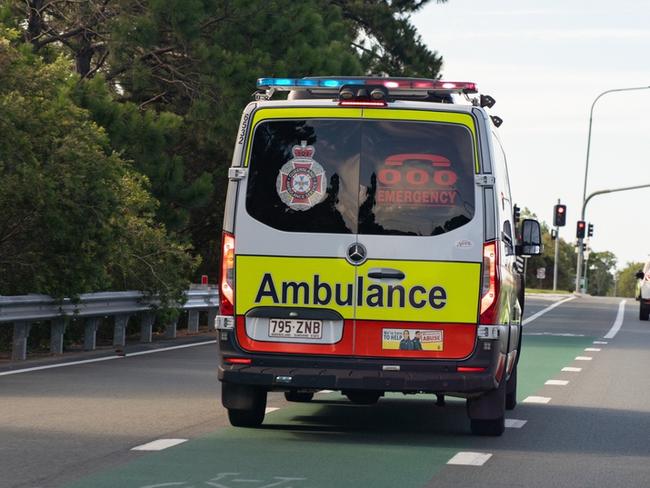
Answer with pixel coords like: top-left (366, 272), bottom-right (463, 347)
top-left (471, 416), bottom-right (505, 436)
top-left (505, 366), bottom-right (517, 411)
top-left (284, 391), bottom-right (314, 402)
top-left (640, 302), bottom-right (650, 321)
top-left (467, 379), bottom-right (506, 437)
top-left (345, 391), bottom-right (381, 405)
top-left (224, 385), bottom-right (267, 428)
top-left (228, 406), bottom-right (265, 427)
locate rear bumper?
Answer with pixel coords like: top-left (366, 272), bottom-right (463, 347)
top-left (219, 363), bottom-right (497, 394)
top-left (217, 328), bottom-right (506, 395)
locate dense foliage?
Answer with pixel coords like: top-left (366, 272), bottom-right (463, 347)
top-left (1, 0), bottom-right (447, 295)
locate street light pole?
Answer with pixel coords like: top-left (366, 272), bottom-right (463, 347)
top-left (576, 183), bottom-right (650, 291)
top-left (575, 85), bottom-right (650, 293)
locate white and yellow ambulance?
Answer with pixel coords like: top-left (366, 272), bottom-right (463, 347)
top-left (216, 77), bottom-right (542, 436)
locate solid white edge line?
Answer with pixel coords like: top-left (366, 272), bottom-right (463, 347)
top-left (603, 299), bottom-right (627, 339)
top-left (131, 439), bottom-right (188, 451)
top-left (545, 380), bottom-right (569, 386)
top-left (522, 295), bottom-right (576, 325)
top-left (265, 407), bottom-right (280, 414)
top-left (523, 396), bottom-right (551, 404)
top-left (447, 452), bottom-right (492, 466)
top-left (562, 367), bottom-right (582, 372)
top-left (0, 340), bottom-right (217, 377)
top-left (505, 419), bottom-right (527, 428)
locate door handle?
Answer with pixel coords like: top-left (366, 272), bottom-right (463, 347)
top-left (367, 268), bottom-right (406, 281)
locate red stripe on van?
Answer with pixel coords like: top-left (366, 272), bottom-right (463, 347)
top-left (354, 320), bottom-right (476, 359)
top-left (235, 316), bottom-right (476, 359)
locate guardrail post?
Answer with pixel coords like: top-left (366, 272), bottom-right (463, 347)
top-left (165, 316), bottom-right (178, 339)
top-left (140, 312), bottom-right (155, 343)
top-left (12, 321), bottom-right (31, 361)
top-left (50, 318), bottom-right (66, 355)
top-left (113, 314), bottom-right (130, 347)
top-left (208, 309), bottom-right (217, 331)
top-left (84, 317), bottom-right (100, 351)
top-left (188, 310), bottom-right (200, 334)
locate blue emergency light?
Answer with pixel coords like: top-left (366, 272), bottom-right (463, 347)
top-left (257, 77), bottom-right (478, 93)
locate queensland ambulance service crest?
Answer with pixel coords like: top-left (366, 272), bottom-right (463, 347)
top-left (276, 141), bottom-right (327, 211)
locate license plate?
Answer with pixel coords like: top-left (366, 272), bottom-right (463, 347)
top-left (269, 319), bottom-right (323, 339)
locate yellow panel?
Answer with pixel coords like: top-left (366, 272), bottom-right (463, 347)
top-left (236, 255), bottom-right (480, 323)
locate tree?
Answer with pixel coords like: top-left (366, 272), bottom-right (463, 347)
top-left (5, 0), bottom-right (450, 279)
top-left (616, 262), bottom-right (644, 298)
top-left (585, 251), bottom-right (616, 296)
top-left (0, 32), bottom-right (197, 302)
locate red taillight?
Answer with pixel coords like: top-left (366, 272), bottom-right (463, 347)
top-left (225, 358), bottom-right (251, 365)
top-left (220, 231), bottom-right (235, 315)
top-left (457, 366), bottom-right (486, 373)
top-left (479, 241), bottom-right (499, 324)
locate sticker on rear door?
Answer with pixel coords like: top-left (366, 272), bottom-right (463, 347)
top-left (276, 141), bottom-right (327, 211)
top-left (382, 328), bottom-right (443, 351)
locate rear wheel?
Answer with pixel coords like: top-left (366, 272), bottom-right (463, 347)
top-left (467, 379), bottom-right (506, 436)
top-left (284, 391), bottom-right (314, 403)
top-left (345, 391), bottom-right (381, 405)
top-left (640, 302), bottom-right (650, 321)
top-left (223, 384), bottom-right (267, 428)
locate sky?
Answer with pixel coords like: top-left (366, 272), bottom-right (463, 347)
top-left (413, 0), bottom-right (650, 268)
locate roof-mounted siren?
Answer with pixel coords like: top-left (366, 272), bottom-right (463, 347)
top-left (255, 77), bottom-right (478, 102)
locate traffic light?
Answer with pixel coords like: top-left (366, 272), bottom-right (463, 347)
top-left (576, 220), bottom-right (586, 238)
top-left (553, 204), bottom-right (567, 227)
top-left (513, 204), bottom-right (521, 224)
top-left (588, 223), bottom-right (594, 238)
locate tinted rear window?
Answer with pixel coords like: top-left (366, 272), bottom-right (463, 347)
top-left (245, 118), bottom-right (475, 236)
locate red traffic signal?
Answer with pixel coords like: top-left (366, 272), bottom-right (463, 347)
top-left (553, 204), bottom-right (567, 227)
top-left (576, 220), bottom-right (586, 238)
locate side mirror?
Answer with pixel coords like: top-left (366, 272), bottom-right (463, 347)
top-left (517, 219), bottom-right (543, 256)
top-left (636, 271), bottom-right (645, 280)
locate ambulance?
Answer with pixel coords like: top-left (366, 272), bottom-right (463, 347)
top-left (216, 77), bottom-right (542, 436)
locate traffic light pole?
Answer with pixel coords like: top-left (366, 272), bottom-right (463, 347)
top-left (553, 199), bottom-right (560, 291)
top-left (575, 183), bottom-right (650, 293)
top-left (575, 85), bottom-right (650, 294)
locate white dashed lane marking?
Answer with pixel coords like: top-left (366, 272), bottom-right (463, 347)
top-left (584, 348), bottom-right (601, 352)
top-left (447, 452), bottom-right (492, 466)
top-left (505, 419), bottom-right (527, 428)
top-left (523, 396), bottom-right (551, 404)
top-left (562, 367), bottom-right (582, 372)
top-left (593, 341), bottom-right (608, 345)
top-left (575, 356), bottom-right (593, 361)
top-left (131, 439), bottom-right (188, 451)
top-left (545, 380), bottom-right (569, 386)
top-left (265, 407), bottom-right (280, 414)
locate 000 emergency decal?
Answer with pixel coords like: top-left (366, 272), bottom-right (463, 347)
top-left (236, 256), bottom-right (481, 323)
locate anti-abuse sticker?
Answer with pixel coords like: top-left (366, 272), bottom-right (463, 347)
top-left (382, 328), bottom-right (443, 351)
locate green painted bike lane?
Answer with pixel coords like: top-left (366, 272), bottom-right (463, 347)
top-left (67, 334), bottom-right (593, 488)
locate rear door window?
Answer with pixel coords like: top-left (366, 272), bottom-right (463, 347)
top-left (246, 118), bottom-right (475, 236)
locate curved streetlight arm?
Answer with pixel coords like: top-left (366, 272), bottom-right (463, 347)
top-left (581, 85), bottom-right (650, 211)
top-left (582, 183), bottom-right (650, 217)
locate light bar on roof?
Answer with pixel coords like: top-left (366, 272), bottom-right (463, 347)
top-left (256, 77), bottom-right (478, 94)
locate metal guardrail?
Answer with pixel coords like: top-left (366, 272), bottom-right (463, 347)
top-left (0, 287), bottom-right (220, 361)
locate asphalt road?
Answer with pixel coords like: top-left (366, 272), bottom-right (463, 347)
top-left (1, 295), bottom-right (649, 488)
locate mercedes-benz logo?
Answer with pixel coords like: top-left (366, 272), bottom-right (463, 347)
top-left (346, 243), bottom-right (367, 265)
